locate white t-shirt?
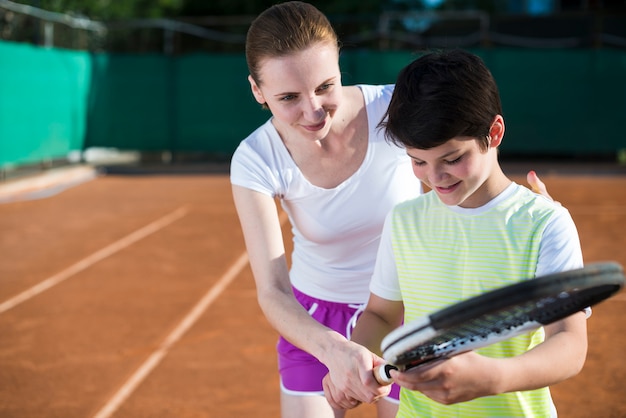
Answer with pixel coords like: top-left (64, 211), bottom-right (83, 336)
top-left (230, 84), bottom-right (423, 303)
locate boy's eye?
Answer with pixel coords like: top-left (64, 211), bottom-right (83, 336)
top-left (445, 155), bottom-right (463, 165)
top-left (412, 160), bottom-right (426, 167)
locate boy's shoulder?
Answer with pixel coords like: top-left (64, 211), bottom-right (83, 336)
top-left (391, 183), bottom-right (564, 218)
top-left (512, 183), bottom-right (564, 211)
top-left (392, 190), bottom-right (439, 217)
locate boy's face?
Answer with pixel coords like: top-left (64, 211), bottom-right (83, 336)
top-left (406, 137), bottom-right (501, 208)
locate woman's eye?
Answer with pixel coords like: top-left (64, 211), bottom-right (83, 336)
top-left (412, 160), bottom-right (425, 167)
top-left (280, 94), bottom-right (296, 102)
top-left (317, 83), bottom-right (332, 92)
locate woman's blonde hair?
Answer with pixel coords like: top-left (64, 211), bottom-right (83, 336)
top-left (246, 1), bottom-right (339, 85)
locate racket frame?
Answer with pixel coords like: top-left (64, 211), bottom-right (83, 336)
top-left (375, 262), bottom-right (625, 384)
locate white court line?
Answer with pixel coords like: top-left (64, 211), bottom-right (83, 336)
top-left (0, 165), bottom-right (98, 204)
top-left (92, 211), bottom-right (289, 418)
top-left (92, 251), bottom-right (250, 418)
top-left (0, 206), bottom-right (189, 314)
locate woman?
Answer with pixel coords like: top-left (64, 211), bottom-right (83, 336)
top-left (230, 2), bottom-right (550, 417)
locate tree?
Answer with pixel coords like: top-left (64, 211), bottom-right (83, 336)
top-left (26, 0), bottom-right (388, 20)
top-left (33, 0), bottom-right (185, 20)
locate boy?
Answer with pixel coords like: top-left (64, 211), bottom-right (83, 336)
top-left (323, 50), bottom-right (587, 417)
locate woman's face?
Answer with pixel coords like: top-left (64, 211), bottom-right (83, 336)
top-left (249, 42), bottom-right (342, 142)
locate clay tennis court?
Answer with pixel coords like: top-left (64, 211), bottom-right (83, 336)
top-left (1, 163), bottom-right (625, 417)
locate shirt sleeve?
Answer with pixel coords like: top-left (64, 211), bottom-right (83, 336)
top-left (536, 207), bottom-right (591, 317)
top-left (230, 139), bottom-right (280, 198)
top-left (536, 206), bottom-right (584, 277)
top-left (370, 211), bottom-right (403, 301)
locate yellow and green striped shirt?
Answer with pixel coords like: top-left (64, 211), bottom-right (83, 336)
top-left (390, 184), bottom-right (560, 417)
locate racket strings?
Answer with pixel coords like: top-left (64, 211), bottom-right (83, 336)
top-left (531, 285), bottom-right (620, 323)
top-left (397, 287), bottom-right (619, 368)
top-left (383, 263), bottom-right (625, 372)
top-left (435, 284), bottom-right (618, 345)
top-left (396, 307), bottom-right (536, 367)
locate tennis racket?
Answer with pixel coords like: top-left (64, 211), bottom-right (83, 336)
top-left (374, 261), bottom-right (625, 385)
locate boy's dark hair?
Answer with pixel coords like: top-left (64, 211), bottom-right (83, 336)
top-left (379, 49), bottom-right (502, 150)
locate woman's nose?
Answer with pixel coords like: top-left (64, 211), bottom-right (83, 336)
top-left (303, 96), bottom-right (325, 121)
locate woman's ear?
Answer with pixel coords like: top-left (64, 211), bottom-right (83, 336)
top-left (248, 75), bottom-right (266, 105)
top-left (488, 115), bottom-right (505, 148)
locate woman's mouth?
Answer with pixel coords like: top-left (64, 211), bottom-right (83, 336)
top-left (302, 120), bottom-right (326, 132)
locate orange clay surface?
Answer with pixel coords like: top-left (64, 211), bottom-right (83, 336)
top-left (0, 166), bottom-right (625, 417)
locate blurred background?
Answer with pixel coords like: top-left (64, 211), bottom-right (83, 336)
top-left (1, 0), bottom-right (625, 177)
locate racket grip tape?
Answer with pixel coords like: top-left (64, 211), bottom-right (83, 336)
top-left (373, 364), bottom-right (397, 386)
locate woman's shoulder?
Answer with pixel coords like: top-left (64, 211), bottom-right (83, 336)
top-left (232, 119), bottom-right (283, 166)
top-left (346, 84), bottom-right (394, 125)
top-left (236, 119), bottom-right (275, 148)
top-left (351, 84), bottom-right (394, 103)
top-left (230, 119), bottom-right (292, 195)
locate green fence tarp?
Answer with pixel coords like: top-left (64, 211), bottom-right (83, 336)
top-left (1, 41), bottom-right (625, 168)
top-left (0, 42), bottom-right (91, 166)
top-left (482, 48), bottom-right (626, 155)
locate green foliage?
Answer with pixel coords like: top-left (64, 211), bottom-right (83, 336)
top-left (177, 0), bottom-right (276, 16)
top-left (176, 0), bottom-right (386, 16)
top-left (16, 0), bottom-right (511, 21)
top-left (30, 0), bottom-right (185, 20)
top-left (21, 0), bottom-right (388, 20)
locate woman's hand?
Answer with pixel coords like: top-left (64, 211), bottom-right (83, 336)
top-left (322, 340), bottom-right (391, 409)
top-left (527, 170), bottom-right (554, 201)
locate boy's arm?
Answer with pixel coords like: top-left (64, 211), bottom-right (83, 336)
top-left (486, 204), bottom-right (587, 393)
top-left (493, 311), bottom-right (588, 393)
top-left (389, 312), bottom-right (587, 405)
top-left (351, 294), bottom-right (405, 355)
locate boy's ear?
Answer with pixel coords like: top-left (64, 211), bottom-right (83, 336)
top-left (248, 75), bottom-right (266, 105)
top-left (488, 115), bottom-right (505, 148)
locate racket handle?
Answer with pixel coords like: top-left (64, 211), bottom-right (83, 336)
top-left (373, 364), bottom-right (397, 386)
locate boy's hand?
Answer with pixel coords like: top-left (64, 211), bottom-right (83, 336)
top-left (390, 351), bottom-right (500, 405)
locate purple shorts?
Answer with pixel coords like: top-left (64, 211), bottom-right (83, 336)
top-left (277, 287), bottom-right (400, 402)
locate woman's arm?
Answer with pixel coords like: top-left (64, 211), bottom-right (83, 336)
top-left (324, 293), bottom-right (403, 409)
top-left (232, 185), bottom-right (334, 356)
top-left (232, 185), bottom-right (385, 403)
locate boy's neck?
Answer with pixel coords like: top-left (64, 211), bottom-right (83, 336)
top-left (459, 167), bottom-right (512, 209)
